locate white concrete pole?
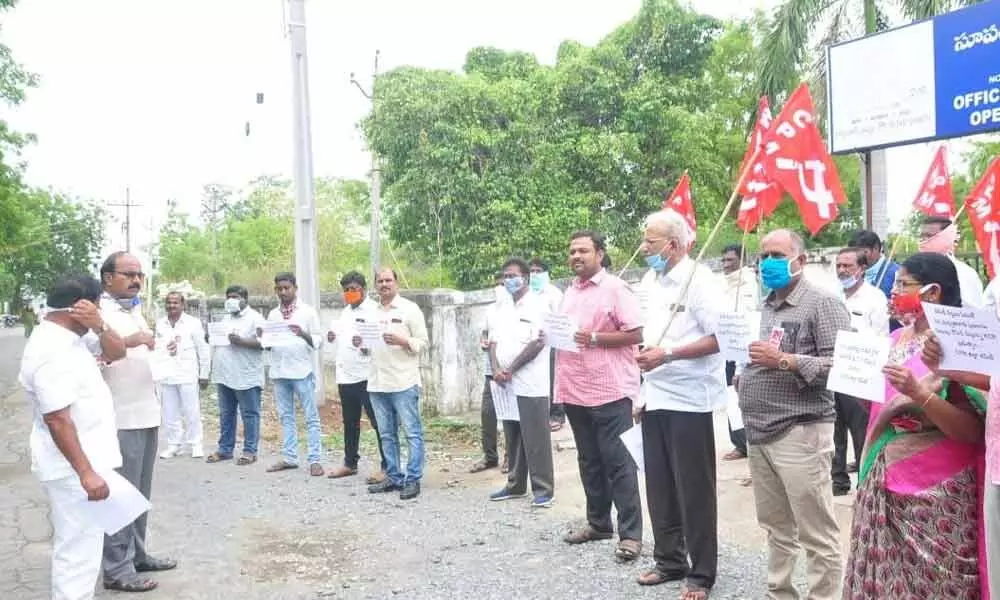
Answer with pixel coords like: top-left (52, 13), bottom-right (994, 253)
top-left (285, 0), bottom-right (323, 402)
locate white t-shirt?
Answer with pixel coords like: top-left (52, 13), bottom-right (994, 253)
top-left (84, 296), bottom-right (160, 430)
top-left (490, 292), bottom-right (550, 398)
top-left (265, 302), bottom-right (323, 380)
top-left (333, 298), bottom-right (376, 385)
top-left (211, 307), bottom-right (267, 390)
top-left (843, 281), bottom-right (889, 335)
top-left (21, 321), bottom-right (122, 482)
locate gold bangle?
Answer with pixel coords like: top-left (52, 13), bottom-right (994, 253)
top-left (921, 391), bottom-right (935, 409)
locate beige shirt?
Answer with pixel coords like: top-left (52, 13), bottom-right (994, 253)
top-left (367, 295), bottom-right (429, 393)
top-left (85, 296), bottom-right (160, 430)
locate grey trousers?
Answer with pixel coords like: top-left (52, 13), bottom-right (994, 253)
top-left (103, 427), bottom-right (158, 581)
top-left (986, 482), bottom-right (1000, 592)
top-left (502, 396), bottom-right (554, 498)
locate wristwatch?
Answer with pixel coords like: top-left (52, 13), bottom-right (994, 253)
top-left (777, 355), bottom-right (792, 371)
top-left (94, 321), bottom-right (111, 336)
top-left (589, 332), bottom-right (598, 348)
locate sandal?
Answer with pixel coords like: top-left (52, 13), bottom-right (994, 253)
top-left (266, 460), bottom-right (299, 473)
top-left (327, 465), bottom-right (357, 479)
top-left (366, 471), bottom-right (387, 485)
top-left (549, 420), bottom-right (564, 432)
top-left (680, 584), bottom-right (711, 599)
top-left (103, 576), bottom-right (158, 592)
top-left (563, 525), bottom-right (614, 545)
top-left (637, 568), bottom-right (686, 586)
top-left (134, 556), bottom-right (177, 572)
top-left (309, 463), bottom-right (325, 477)
top-left (205, 452), bottom-right (233, 464)
top-left (236, 454), bottom-right (257, 466)
top-left (722, 449), bottom-right (746, 461)
top-left (615, 538), bottom-right (642, 562)
top-left (469, 460), bottom-right (498, 474)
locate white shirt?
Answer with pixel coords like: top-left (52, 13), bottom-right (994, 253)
top-left (84, 296), bottom-right (160, 430)
top-left (211, 307), bottom-right (267, 390)
top-left (490, 292), bottom-right (550, 398)
top-left (952, 256), bottom-right (985, 308)
top-left (21, 321), bottom-right (122, 482)
top-left (637, 257), bottom-right (727, 413)
top-left (535, 283), bottom-right (563, 314)
top-left (265, 302), bottom-right (323, 380)
top-left (721, 267), bottom-right (760, 313)
top-left (154, 312), bottom-right (210, 385)
top-left (843, 281), bottom-right (889, 335)
top-left (333, 298), bottom-right (376, 385)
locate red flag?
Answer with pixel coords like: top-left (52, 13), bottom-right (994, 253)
top-left (737, 97), bottom-right (782, 232)
top-left (759, 84), bottom-right (847, 235)
top-left (912, 146), bottom-right (955, 218)
top-left (964, 157), bottom-right (1000, 279)
top-left (663, 171), bottom-right (697, 238)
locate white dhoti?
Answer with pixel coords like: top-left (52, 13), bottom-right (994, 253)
top-left (43, 475), bottom-right (104, 600)
top-left (160, 382), bottom-right (202, 447)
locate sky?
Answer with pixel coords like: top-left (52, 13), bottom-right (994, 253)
top-left (0, 0), bottom-right (962, 271)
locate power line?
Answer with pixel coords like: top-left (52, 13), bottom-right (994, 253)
top-left (106, 187), bottom-right (143, 252)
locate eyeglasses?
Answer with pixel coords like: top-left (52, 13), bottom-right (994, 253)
top-left (115, 271), bottom-right (145, 279)
top-left (891, 279), bottom-right (922, 291)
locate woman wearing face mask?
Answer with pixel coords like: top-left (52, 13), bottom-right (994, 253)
top-left (842, 252), bottom-right (988, 598)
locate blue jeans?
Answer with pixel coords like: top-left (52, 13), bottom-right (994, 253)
top-left (217, 385), bottom-right (262, 456)
top-left (273, 374), bottom-right (323, 465)
top-left (369, 385), bottom-right (424, 485)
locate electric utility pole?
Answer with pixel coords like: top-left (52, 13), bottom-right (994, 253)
top-left (351, 50), bottom-right (381, 281)
top-left (107, 187), bottom-right (142, 252)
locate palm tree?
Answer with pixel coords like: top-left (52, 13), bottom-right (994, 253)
top-left (756, 0), bottom-right (982, 232)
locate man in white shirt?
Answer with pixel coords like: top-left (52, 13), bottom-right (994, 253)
top-left (326, 271), bottom-right (388, 482)
top-left (207, 285), bottom-right (266, 466)
top-left (21, 274), bottom-right (127, 600)
top-left (633, 210), bottom-right (724, 596)
top-left (919, 216), bottom-right (985, 307)
top-left (261, 272), bottom-right (325, 477)
top-left (832, 247), bottom-right (887, 495)
top-left (471, 272), bottom-right (512, 474)
top-left (94, 251), bottom-right (176, 592)
top-left (719, 244), bottom-right (759, 462)
top-left (156, 292), bottom-right (210, 459)
top-left (487, 258), bottom-right (554, 507)
top-left (528, 258), bottom-right (565, 433)
top-left (366, 268), bottom-right (430, 500)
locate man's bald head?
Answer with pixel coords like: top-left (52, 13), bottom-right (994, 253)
top-left (761, 229), bottom-right (806, 258)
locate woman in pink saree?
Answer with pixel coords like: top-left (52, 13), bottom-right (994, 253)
top-left (843, 253), bottom-right (988, 599)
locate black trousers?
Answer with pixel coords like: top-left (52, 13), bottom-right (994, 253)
top-left (831, 392), bottom-right (867, 491)
top-left (338, 381), bottom-right (387, 471)
top-left (564, 398), bottom-right (643, 541)
top-left (724, 361), bottom-right (747, 455)
top-left (643, 410), bottom-right (718, 589)
top-left (548, 349), bottom-right (564, 422)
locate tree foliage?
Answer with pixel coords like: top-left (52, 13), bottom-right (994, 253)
top-left (363, 0), bottom-right (863, 288)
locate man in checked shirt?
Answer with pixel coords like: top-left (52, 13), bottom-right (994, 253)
top-left (736, 229), bottom-right (850, 600)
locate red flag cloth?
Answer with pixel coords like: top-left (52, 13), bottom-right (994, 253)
top-left (759, 84), bottom-right (847, 235)
top-left (964, 157), bottom-right (1000, 279)
top-left (663, 171), bottom-right (697, 237)
top-left (912, 146), bottom-right (956, 218)
top-left (737, 96), bottom-right (782, 232)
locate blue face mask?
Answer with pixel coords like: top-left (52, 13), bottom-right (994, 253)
top-left (503, 276), bottom-right (524, 295)
top-left (645, 253), bottom-right (669, 273)
top-left (760, 257), bottom-right (796, 290)
top-left (839, 276), bottom-right (858, 290)
top-left (529, 272), bottom-right (549, 292)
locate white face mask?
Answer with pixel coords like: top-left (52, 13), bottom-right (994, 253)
top-left (224, 298), bottom-right (242, 314)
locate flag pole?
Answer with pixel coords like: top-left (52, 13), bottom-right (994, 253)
top-left (651, 148), bottom-right (760, 347)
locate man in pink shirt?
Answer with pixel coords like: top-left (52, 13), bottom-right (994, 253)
top-left (556, 230), bottom-right (645, 562)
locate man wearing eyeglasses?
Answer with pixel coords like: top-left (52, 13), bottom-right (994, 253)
top-left (93, 252), bottom-right (176, 593)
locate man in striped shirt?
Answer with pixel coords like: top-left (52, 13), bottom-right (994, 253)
top-left (556, 230), bottom-right (645, 563)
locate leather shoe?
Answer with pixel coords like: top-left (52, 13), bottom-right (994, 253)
top-left (400, 482), bottom-right (421, 500)
top-left (368, 480), bottom-right (401, 494)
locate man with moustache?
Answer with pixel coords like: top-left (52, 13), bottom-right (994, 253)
top-left (95, 251), bottom-right (176, 592)
top-left (557, 231), bottom-right (645, 563)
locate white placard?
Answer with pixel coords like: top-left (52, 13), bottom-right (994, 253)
top-left (207, 322), bottom-right (232, 347)
top-left (489, 380), bottom-right (519, 422)
top-left (619, 423), bottom-right (644, 473)
top-left (923, 303), bottom-right (1000, 376)
top-left (716, 312), bottom-right (762, 363)
top-left (726, 386), bottom-right (743, 431)
top-left (827, 20), bottom-right (936, 153)
top-left (75, 470), bottom-right (152, 535)
top-left (147, 349), bottom-right (178, 382)
top-left (355, 320), bottom-right (386, 349)
top-left (541, 313), bottom-right (580, 353)
top-left (260, 321), bottom-right (298, 348)
top-left (827, 330), bottom-right (891, 402)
